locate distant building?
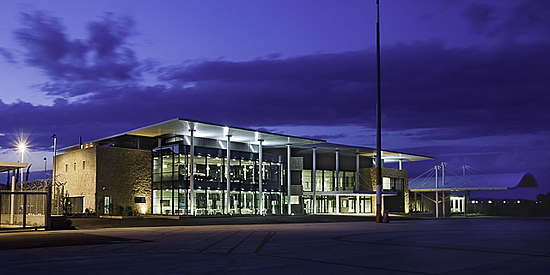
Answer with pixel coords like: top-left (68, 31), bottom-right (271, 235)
top-left (56, 118), bottom-right (432, 216)
top-left (409, 171), bottom-right (540, 216)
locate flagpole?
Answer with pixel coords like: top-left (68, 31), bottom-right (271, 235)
top-left (375, 0), bottom-right (383, 223)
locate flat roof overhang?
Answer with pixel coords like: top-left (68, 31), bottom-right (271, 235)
top-left (61, 118), bottom-right (326, 151)
top-left (410, 187), bottom-right (508, 192)
top-left (0, 161), bottom-right (29, 173)
top-left (59, 118), bottom-right (434, 163)
top-left (287, 142), bottom-right (434, 163)
top-left (303, 190), bottom-right (398, 196)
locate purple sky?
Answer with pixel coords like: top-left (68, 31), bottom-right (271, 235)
top-left (1, 1), bottom-right (549, 196)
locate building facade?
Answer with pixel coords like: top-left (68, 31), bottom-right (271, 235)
top-left (57, 118), bottom-right (432, 216)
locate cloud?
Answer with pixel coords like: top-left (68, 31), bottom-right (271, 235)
top-left (0, 47), bottom-right (16, 64)
top-left (3, 39), bottom-right (549, 149)
top-left (462, 3), bottom-right (495, 34)
top-left (3, 10), bottom-right (550, 187)
top-left (14, 11), bottom-right (139, 83)
top-left (462, 0), bottom-right (550, 43)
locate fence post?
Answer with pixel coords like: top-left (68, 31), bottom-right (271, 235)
top-left (23, 193), bottom-right (27, 228)
top-left (46, 186), bottom-right (52, 230)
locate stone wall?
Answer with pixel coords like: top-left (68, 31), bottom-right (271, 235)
top-left (95, 146), bottom-right (152, 215)
top-left (55, 147), bottom-right (98, 213)
top-left (359, 167), bottom-right (409, 213)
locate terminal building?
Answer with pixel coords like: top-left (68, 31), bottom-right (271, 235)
top-left (56, 118), bottom-right (432, 216)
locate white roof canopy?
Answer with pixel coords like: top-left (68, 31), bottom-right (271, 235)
top-left (0, 161), bottom-right (28, 173)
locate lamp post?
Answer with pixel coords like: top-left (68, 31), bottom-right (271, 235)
top-left (52, 134), bottom-right (58, 215)
top-left (44, 157), bottom-right (47, 183)
top-left (375, 0), bottom-right (383, 223)
top-left (18, 143), bottom-right (26, 190)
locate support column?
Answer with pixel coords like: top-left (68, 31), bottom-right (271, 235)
top-left (435, 165), bottom-right (439, 218)
top-left (356, 194), bottom-right (360, 213)
top-left (287, 144), bottom-right (291, 215)
top-left (399, 159), bottom-right (403, 170)
top-left (355, 152), bottom-right (360, 191)
top-left (442, 191), bottom-right (446, 217)
top-left (312, 147), bottom-right (317, 214)
top-left (226, 134), bottom-right (231, 215)
top-left (189, 124), bottom-right (195, 216)
top-left (258, 139), bottom-right (264, 215)
top-left (335, 150), bottom-right (339, 191)
top-left (10, 173), bottom-right (15, 224)
top-left (463, 191), bottom-right (467, 217)
top-left (336, 194), bottom-right (340, 214)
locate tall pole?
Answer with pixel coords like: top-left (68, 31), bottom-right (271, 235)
top-left (226, 133), bottom-right (231, 215)
top-left (44, 157), bottom-right (47, 183)
top-left (258, 139), bottom-right (264, 215)
top-left (375, 0), bottom-right (383, 223)
top-left (189, 123), bottom-right (195, 216)
top-left (287, 144), bottom-right (292, 215)
top-left (312, 147), bottom-right (317, 214)
top-left (441, 162), bottom-right (446, 217)
top-left (52, 134), bottom-right (57, 215)
top-left (20, 149), bottom-right (24, 191)
top-left (435, 165), bottom-right (439, 218)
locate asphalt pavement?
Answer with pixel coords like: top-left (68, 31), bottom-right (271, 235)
top-left (1, 216), bottom-right (549, 274)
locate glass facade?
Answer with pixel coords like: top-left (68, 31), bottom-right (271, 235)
top-left (302, 170), bottom-right (357, 192)
top-left (301, 169), bottom-right (374, 214)
top-left (152, 142), bottom-right (285, 215)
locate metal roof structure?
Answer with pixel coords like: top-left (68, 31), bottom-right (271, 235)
top-left (0, 161), bottom-right (28, 173)
top-left (291, 142), bottom-right (433, 163)
top-left (60, 118), bottom-right (433, 163)
top-left (62, 118), bottom-right (325, 151)
top-left (408, 173), bottom-right (533, 193)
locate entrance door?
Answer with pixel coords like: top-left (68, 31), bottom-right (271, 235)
top-left (104, 196), bottom-right (111, 215)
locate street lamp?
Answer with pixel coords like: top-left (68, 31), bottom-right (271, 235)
top-left (52, 134), bottom-right (58, 214)
top-left (44, 157), bottom-right (47, 184)
top-left (17, 142), bottom-right (26, 190)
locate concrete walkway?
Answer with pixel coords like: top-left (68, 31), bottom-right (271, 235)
top-left (1, 217), bottom-right (549, 274)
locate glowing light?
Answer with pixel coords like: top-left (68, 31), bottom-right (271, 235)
top-left (139, 205), bottom-right (147, 215)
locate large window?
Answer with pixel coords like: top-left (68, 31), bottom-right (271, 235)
top-left (383, 177), bottom-right (404, 191)
top-left (152, 142), bottom-right (284, 215)
top-left (302, 170), bottom-right (356, 192)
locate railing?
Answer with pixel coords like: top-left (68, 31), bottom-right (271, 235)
top-left (0, 188), bottom-right (51, 230)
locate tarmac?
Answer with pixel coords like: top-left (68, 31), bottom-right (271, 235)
top-left (1, 215), bottom-right (549, 274)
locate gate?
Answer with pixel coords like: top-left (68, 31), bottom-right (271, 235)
top-left (0, 187), bottom-right (51, 230)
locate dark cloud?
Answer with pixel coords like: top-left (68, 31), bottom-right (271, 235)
top-left (462, 3), bottom-right (495, 34)
top-left (3, 39), bottom-right (548, 149)
top-left (2, 10), bottom-right (550, 189)
top-left (463, 0), bottom-right (550, 43)
top-left (0, 47), bottom-right (16, 64)
top-left (14, 11), bottom-right (139, 83)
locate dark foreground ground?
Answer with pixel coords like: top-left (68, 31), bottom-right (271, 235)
top-left (1, 216), bottom-right (549, 274)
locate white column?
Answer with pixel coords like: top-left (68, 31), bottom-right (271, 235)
top-left (336, 194), bottom-right (340, 214)
top-left (335, 150), bottom-right (339, 191)
top-left (312, 147), bottom-right (317, 214)
top-left (287, 144), bottom-right (292, 215)
top-left (258, 139), bottom-right (264, 215)
top-left (226, 134), bottom-right (231, 214)
top-left (189, 125), bottom-right (195, 216)
top-left (399, 159), bottom-right (403, 170)
top-left (10, 173), bottom-right (15, 224)
top-left (355, 152), bottom-right (360, 191)
top-left (463, 191), bottom-right (467, 217)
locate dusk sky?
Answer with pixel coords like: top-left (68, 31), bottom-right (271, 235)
top-left (1, 1), bottom-right (549, 195)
